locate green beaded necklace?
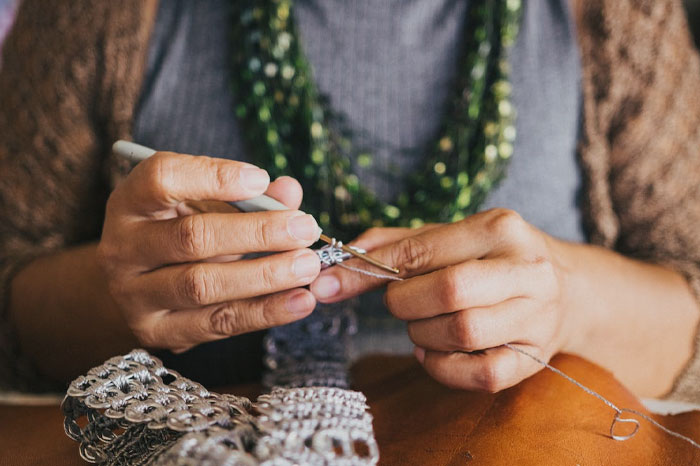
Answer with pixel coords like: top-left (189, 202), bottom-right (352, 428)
top-left (231, 0), bottom-right (522, 238)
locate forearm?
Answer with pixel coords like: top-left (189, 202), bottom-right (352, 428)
top-left (8, 242), bottom-right (138, 384)
top-left (558, 240), bottom-right (700, 397)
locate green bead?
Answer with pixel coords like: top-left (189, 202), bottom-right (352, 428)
top-left (264, 62), bottom-right (278, 77)
top-left (438, 137), bottom-right (453, 152)
top-left (498, 100), bottom-right (513, 117)
top-left (253, 81), bottom-right (266, 96)
top-left (507, 0), bottom-right (522, 11)
top-left (259, 106), bottom-right (271, 122)
top-left (346, 174), bottom-right (359, 190)
top-left (277, 3), bottom-right (290, 21)
top-left (484, 144), bottom-right (498, 163)
top-left (310, 122), bottom-right (323, 139)
top-left (357, 153), bottom-right (373, 168)
top-left (457, 187), bottom-right (472, 208)
top-left (493, 80), bottom-right (512, 97)
top-left (384, 205), bottom-right (400, 219)
top-left (274, 154), bottom-right (287, 169)
top-left (471, 62), bottom-right (485, 80)
top-left (267, 129), bottom-right (279, 144)
top-left (278, 32), bottom-right (292, 51)
top-left (504, 125), bottom-right (516, 141)
top-left (334, 186), bottom-right (349, 201)
top-left (483, 121), bottom-right (498, 137)
top-left (498, 142), bottom-right (514, 159)
top-left (311, 149), bottom-right (325, 165)
top-left (281, 65), bottom-right (295, 80)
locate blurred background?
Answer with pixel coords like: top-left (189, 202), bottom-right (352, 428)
top-left (1, 0), bottom-right (700, 61)
top-left (688, 0), bottom-right (700, 47)
top-left (0, 0), bottom-right (18, 58)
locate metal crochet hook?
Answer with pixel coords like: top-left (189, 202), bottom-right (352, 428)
top-left (113, 140), bottom-right (400, 274)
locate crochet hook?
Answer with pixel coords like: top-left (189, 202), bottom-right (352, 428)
top-left (112, 140), bottom-right (400, 274)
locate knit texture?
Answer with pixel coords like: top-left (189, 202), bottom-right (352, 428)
top-left (0, 0), bottom-right (699, 401)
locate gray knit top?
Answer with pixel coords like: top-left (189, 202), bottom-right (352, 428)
top-left (133, 0), bottom-right (582, 383)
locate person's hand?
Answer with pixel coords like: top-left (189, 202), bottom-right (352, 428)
top-left (311, 209), bottom-right (575, 392)
top-left (97, 152), bottom-right (322, 352)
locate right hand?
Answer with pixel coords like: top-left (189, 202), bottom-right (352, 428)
top-left (97, 151), bottom-right (322, 352)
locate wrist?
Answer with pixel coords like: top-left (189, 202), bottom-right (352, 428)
top-left (550, 238), bottom-right (593, 355)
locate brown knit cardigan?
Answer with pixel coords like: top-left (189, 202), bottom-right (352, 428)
top-left (1, 0), bottom-right (699, 400)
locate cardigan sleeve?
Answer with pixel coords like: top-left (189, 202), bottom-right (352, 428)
top-left (0, 0), bottom-right (156, 391)
top-left (0, 0), bottom-right (111, 391)
top-left (577, 0), bottom-right (700, 402)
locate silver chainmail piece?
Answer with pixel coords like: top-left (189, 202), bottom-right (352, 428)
top-left (63, 243), bottom-right (379, 465)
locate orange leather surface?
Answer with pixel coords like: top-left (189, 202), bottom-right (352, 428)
top-left (354, 355), bottom-right (700, 465)
top-left (1, 354), bottom-right (699, 465)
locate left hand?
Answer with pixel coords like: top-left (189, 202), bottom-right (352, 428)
top-left (310, 208), bottom-right (575, 392)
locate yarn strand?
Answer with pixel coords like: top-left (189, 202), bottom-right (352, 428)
top-left (506, 343), bottom-right (700, 450)
top-left (335, 264), bottom-right (700, 450)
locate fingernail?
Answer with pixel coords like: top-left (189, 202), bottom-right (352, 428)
top-left (293, 252), bottom-right (320, 279)
top-left (414, 347), bottom-right (425, 364)
top-left (286, 290), bottom-right (313, 315)
top-left (312, 274), bottom-right (340, 299)
top-left (241, 166), bottom-right (270, 191)
top-left (287, 214), bottom-right (321, 242)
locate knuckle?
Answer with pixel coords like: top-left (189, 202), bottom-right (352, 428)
top-left (181, 264), bottom-right (214, 306)
top-left (451, 311), bottom-right (480, 350)
top-left (439, 267), bottom-right (466, 310)
top-left (533, 256), bottom-right (555, 281)
top-left (529, 256), bottom-right (558, 295)
top-left (393, 236), bottom-right (432, 274)
top-left (178, 215), bottom-right (208, 258)
top-left (477, 361), bottom-right (507, 393)
top-left (209, 305), bottom-right (244, 336)
top-left (142, 153), bottom-right (173, 200)
top-left (486, 208), bottom-right (525, 242)
top-left (258, 260), bottom-right (278, 291)
top-left (209, 299), bottom-right (270, 336)
top-left (213, 161), bottom-right (232, 192)
top-left (133, 328), bottom-right (158, 348)
top-left (248, 216), bottom-right (274, 250)
top-left (259, 217), bottom-right (276, 249)
top-left (128, 318), bottom-right (158, 347)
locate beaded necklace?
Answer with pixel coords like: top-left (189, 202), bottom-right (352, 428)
top-left (231, 0), bottom-right (522, 237)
